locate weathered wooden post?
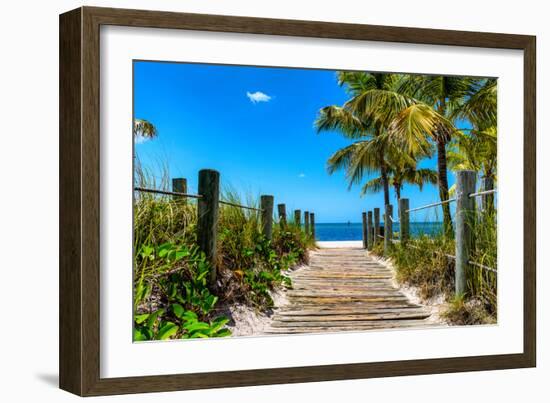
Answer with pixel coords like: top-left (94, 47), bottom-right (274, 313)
top-left (310, 212), bottom-right (316, 240)
top-left (374, 207), bottom-right (380, 245)
top-left (399, 198), bottom-right (410, 244)
top-left (362, 212), bottom-right (368, 249)
top-left (384, 204), bottom-right (393, 255)
top-left (197, 169), bottom-right (220, 288)
top-left (304, 211), bottom-right (310, 235)
top-left (367, 211), bottom-right (374, 250)
top-left (260, 195), bottom-right (274, 241)
top-left (482, 176), bottom-right (495, 213)
top-left (277, 203), bottom-right (287, 228)
top-left (294, 209), bottom-right (301, 227)
top-left (455, 170), bottom-right (477, 296)
top-left (172, 178), bottom-right (187, 203)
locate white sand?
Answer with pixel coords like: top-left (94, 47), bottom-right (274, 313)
top-left (224, 281), bottom-right (293, 337)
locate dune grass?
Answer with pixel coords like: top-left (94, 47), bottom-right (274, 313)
top-left (132, 164), bottom-right (314, 341)
top-left (372, 208), bottom-right (497, 325)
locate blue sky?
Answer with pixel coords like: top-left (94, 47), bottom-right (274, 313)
top-left (134, 61), bottom-right (457, 223)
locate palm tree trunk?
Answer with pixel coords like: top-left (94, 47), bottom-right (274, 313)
top-left (394, 183), bottom-right (401, 202)
top-left (436, 140), bottom-right (453, 238)
top-left (376, 125), bottom-right (390, 206)
top-left (380, 160), bottom-right (390, 206)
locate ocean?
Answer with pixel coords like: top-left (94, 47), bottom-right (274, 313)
top-left (314, 222), bottom-right (443, 241)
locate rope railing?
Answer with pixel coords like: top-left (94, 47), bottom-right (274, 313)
top-left (405, 188), bottom-right (497, 213)
top-left (365, 176), bottom-right (499, 292)
top-left (405, 243), bottom-right (497, 273)
top-left (134, 186), bottom-right (264, 211)
top-left (218, 200), bottom-right (263, 212)
top-left (134, 186), bottom-right (202, 199)
top-left (469, 188), bottom-right (497, 198)
top-left (406, 197), bottom-right (456, 213)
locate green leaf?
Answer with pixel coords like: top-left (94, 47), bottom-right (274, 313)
top-left (175, 249), bottom-right (190, 260)
top-left (184, 321), bottom-right (211, 333)
top-left (140, 245), bottom-right (154, 258)
top-left (168, 282), bottom-right (178, 299)
top-left (181, 310), bottom-right (198, 322)
top-left (190, 332), bottom-right (209, 339)
top-left (133, 328), bottom-right (148, 341)
top-left (134, 313), bottom-right (149, 324)
top-left (196, 270), bottom-right (209, 281)
top-left (157, 242), bottom-right (173, 257)
top-left (146, 309), bottom-right (164, 330)
top-left (209, 317), bottom-right (229, 333)
top-left (171, 303), bottom-right (185, 319)
top-left (259, 271), bottom-right (275, 281)
top-left (215, 328), bottom-right (232, 337)
top-left (134, 281), bottom-right (151, 304)
top-left (157, 321), bottom-right (179, 340)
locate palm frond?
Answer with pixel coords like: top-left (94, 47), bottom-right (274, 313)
top-left (134, 119), bottom-right (158, 139)
top-left (315, 106), bottom-right (370, 139)
top-left (453, 78), bottom-right (497, 129)
top-left (345, 89), bottom-right (416, 127)
top-left (388, 103), bottom-right (452, 153)
top-left (360, 176), bottom-right (384, 196)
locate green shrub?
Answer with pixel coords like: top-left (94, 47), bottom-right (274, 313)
top-left (370, 212), bottom-right (497, 324)
top-left (133, 166), bottom-right (311, 340)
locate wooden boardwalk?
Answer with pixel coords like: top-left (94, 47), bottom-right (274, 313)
top-left (267, 247), bottom-right (432, 334)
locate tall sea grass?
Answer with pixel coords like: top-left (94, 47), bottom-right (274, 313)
top-left (132, 162), bottom-right (314, 340)
top-left (374, 201), bottom-right (497, 325)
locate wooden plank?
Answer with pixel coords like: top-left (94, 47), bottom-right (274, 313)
top-left (273, 314), bottom-right (431, 323)
top-left (268, 246), bottom-right (432, 335)
top-left (268, 319), bottom-right (436, 330)
top-left (277, 307), bottom-right (424, 315)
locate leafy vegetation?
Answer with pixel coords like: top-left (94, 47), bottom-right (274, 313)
top-left (133, 164), bottom-right (314, 341)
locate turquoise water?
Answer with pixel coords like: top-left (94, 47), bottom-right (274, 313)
top-left (314, 222), bottom-right (443, 241)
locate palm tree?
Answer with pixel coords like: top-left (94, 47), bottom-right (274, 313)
top-left (344, 74), bottom-right (482, 238)
top-left (316, 72), bottom-right (407, 205)
top-left (323, 135), bottom-right (395, 195)
top-left (361, 164), bottom-right (438, 202)
top-left (133, 118), bottom-right (157, 139)
top-left (447, 128), bottom-right (497, 181)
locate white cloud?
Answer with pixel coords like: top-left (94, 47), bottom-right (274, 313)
top-left (246, 91), bottom-right (272, 103)
top-left (298, 173), bottom-right (306, 178)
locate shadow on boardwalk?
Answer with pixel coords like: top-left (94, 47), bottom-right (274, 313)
top-left (266, 247), bottom-right (436, 334)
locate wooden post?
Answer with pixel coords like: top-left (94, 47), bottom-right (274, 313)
top-left (310, 212), bottom-right (316, 240)
top-left (197, 169), bottom-right (220, 288)
top-left (367, 211), bottom-right (374, 250)
top-left (294, 209), bottom-right (301, 227)
top-left (172, 178), bottom-right (187, 203)
top-left (455, 170), bottom-right (477, 296)
top-left (361, 212), bottom-right (368, 249)
top-left (260, 195), bottom-right (274, 240)
top-left (384, 204), bottom-right (393, 255)
top-left (482, 176), bottom-right (495, 213)
top-left (374, 207), bottom-right (380, 245)
top-left (304, 211), bottom-right (310, 235)
top-left (277, 203), bottom-right (287, 228)
top-left (399, 198), bottom-right (410, 244)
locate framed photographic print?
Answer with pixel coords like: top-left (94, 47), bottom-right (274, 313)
top-left (59, 6), bottom-right (536, 396)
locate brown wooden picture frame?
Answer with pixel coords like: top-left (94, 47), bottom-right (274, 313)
top-left (59, 6), bottom-right (536, 396)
